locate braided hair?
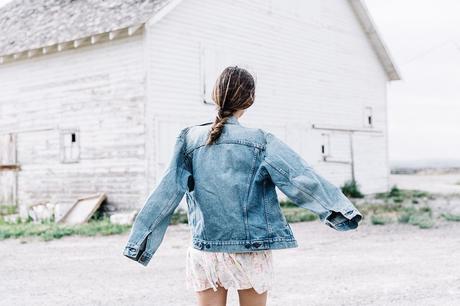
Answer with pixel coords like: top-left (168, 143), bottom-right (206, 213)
top-left (206, 66), bottom-right (256, 145)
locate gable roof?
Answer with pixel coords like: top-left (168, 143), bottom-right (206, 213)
top-left (0, 0), bottom-right (171, 56)
top-left (348, 0), bottom-right (401, 80)
top-left (0, 0), bottom-right (400, 80)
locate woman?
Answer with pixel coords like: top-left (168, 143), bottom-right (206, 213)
top-left (123, 66), bottom-right (363, 306)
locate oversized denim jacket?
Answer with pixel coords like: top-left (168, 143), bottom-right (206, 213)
top-left (123, 114), bottom-right (363, 266)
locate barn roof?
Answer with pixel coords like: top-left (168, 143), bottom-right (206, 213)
top-left (0, 0), bottom-right (171, 56)
top-left (0, 0), bottom-right (400, 80)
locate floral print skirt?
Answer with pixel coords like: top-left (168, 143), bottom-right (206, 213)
top-left (186, 246), bottom-right (273, 294)
top-left (185, 244), bottom-right (274, 294)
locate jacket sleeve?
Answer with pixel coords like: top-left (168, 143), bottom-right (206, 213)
top-left (262, 131), bottom-right (363, 231)
top-left (122, 127), bottom-right (192, 266)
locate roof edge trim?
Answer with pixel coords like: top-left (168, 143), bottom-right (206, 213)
top-left (348, 0), bottom-right (402, 81)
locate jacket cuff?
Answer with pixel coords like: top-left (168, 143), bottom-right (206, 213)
top-left (123, 244), bottom-right (153, 266)
top-left (324, 209), bottom-right (363, 231)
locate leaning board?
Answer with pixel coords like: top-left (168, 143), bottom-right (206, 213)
top-left (58, 193), bottom-right (107, 225)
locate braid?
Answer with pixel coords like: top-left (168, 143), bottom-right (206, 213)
top-left (206, 109), bottom-right (233, 145)
top-left (205, 65), bottom-right (255, 146)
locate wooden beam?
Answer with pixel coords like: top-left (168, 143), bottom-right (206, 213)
top-left (73, 38), bottom-right (85, 48)
top-left (13, 52), bottom-right (22, 59)
top-left (57, 42), bottom-right (69, 51)
top-left (0, 164), bottom-right (21, 171)
top-left (128, 24), bottom-right (143, 36)
top-left (90, 35), bottom-right (101, 44)
top-left (42, 46), bottom-right (50, 54)
top-left (0, 56), bottom-right (4, 64)
top-left (109, 30), bottom-right (121, 40)
top-left (312, 124), bottom-right (383, 134)
top-left (27, 49), bottom-right (38, 57)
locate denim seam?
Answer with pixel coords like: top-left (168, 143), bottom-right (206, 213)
top-left (262, 180), bottom-right (273, 235)
top-left (185, 140), bottom-right (265, 155)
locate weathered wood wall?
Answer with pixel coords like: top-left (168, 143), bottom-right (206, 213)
top-left (0, 0), bottom-right (392, 214)
top-left (0, 34), bottom-right (147, 211)
top-left (145, 0), bottom-right (390, 195)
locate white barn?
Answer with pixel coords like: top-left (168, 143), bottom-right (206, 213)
top-left (0, 0), bottom-right (400, 215)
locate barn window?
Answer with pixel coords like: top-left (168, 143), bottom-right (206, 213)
top-left (200, 42), bottom-right (251, 105)
top-left (60, 129), bottom-right (80, 163)
top-left (321, 133), bottom-right (330, 157)
top-left (364, 107), bottom-right (373, 127)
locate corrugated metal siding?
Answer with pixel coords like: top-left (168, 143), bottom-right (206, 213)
top-left (145, 0), bottom-right (389, 194)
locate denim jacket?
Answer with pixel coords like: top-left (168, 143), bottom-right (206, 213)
top-left (123, 114), bottom-right (363, 266)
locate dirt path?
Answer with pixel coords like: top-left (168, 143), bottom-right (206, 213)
top-left (1, 221), bottom-right (459, 306)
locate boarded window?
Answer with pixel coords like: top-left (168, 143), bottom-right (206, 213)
top-left (60, 129), bottom-right (80, 163)
top-left (200, 43), bottom-right (253, 105)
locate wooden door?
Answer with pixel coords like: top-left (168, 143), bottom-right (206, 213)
top-left (0, 134), bottom-right (18, 207)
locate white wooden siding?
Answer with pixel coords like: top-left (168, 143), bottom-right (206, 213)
top-left (0, 35), bottom-right (147, 211)
top-left (0, 0), bottom-right (392, 213)
top-left (145, 0), bottom-right (390, 194)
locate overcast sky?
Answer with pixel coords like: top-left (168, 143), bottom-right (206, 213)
top-left (1, 0), bottom-right (458, 163)
top-left (364, 0), bottom-right (460, 163)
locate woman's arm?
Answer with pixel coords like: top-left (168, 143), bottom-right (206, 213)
top-left (262, 131), bottom-right (363, 231)
top-left (123, 127), bottom-right (192, 266)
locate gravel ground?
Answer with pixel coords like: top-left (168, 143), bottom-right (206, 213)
top-left (1, 220), bottom-right (460, 306)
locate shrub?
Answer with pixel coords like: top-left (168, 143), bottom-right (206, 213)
top-left (408, 213), bottom-right (434, 229)
top-left (341, 180), bottom-right (364, 198)
top-left (371, 214), bottom-right (392, 225)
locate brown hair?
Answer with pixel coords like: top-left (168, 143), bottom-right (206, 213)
top-left (205, 66), bottom-right (256, 145)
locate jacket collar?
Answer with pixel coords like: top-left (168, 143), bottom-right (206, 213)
top-left (225, 114), bottom-right (241, 125)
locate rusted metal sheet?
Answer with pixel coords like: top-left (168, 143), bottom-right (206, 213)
top-left (0, 164), bottom-right (21, 171)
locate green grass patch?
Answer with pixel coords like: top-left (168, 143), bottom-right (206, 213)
top-left (0, 205), bottom-right (17, 216)
top-left (356, 200), bottom-right (434, 229)
top-left (0, 217), bottom-right (132, 241)
top-left (375, 186), bottom-right (430, 203)
top-left (282, 207), bottom-right (317, 223)
top-left (371, 214), bottom-right (392, 225)
top-left (441, 213), bottom-right (460, 222)
top-left (340, 180), bottom-right (364, 199)
top-left (280, 200), bottom-right (318, 223)
top-left (170, 210), bottom-right (188, 224)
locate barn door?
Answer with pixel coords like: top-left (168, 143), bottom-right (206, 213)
top-left (0, 134), bottom-right (18, 207)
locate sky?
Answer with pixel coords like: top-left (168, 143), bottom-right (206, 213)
top-left (1, 0), bottom-right (458, 163)
top-left (364, 0), bottom-right (460, 163)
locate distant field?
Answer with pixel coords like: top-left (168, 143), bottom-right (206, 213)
top-left (390, 173), bottom-right (460, 194)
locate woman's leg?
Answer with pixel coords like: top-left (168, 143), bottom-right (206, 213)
top-left (237, 288), bottom-right (268, 306)
top-left (195, 286), bottom-right (228, 306)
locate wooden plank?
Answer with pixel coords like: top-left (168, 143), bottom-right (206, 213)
top-left (58, 193), bottom-right (107, 225)
top-left (0, 165), bottom-right (21, 171)
top-left (0, 134), bottom-right (17, 206)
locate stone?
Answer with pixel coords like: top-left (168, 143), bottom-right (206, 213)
top-left (110, 210), bottom-right (138, 225)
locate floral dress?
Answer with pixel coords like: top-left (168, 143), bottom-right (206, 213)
top-left (185, 244), bottom-right (274, 294)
